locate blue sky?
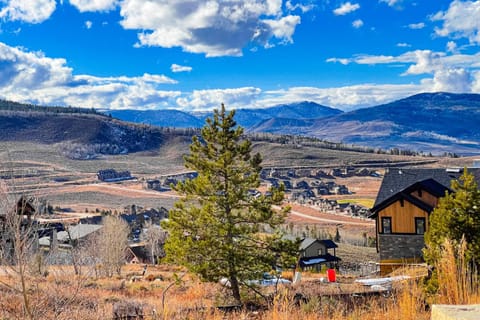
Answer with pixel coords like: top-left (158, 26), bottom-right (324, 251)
top-left (0, 0), bottom-right (479, 111)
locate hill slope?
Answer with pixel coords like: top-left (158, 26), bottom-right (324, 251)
top-left (107, 109), bottom-right (203, 128)
top-left (0, 109), bottom-right (192, 159)
top-left (250, 93), bottom-right (480, 155)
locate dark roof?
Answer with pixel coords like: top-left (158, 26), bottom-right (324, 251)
top-left (319, 239), bottom-right (338, 249)
top-left (299, 238), bottom-right (338, 250)
top-left (373, 168), bottom-right (480, 207)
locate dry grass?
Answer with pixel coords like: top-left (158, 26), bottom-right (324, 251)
top-left (0, 257), bottom-right (478, 320)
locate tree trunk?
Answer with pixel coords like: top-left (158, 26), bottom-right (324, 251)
top-left (229, 276), bottom-right (242, 305)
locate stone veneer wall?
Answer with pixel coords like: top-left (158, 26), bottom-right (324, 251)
top-left (379, 234), bottom-right (425, 261)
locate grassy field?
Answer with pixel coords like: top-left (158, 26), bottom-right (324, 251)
top-left (0, 140), bottom-right (433, 210)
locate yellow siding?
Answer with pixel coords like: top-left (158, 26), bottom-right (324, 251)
top-left (409, 190), bottom-right (439, 207)
top-left (377, 199), bottom-right (429, 233)
top-left (379, 258), bottom-right (424, 275)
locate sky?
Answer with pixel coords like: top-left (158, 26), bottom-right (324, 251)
top-left (0, 0), bottom-right (479, 112)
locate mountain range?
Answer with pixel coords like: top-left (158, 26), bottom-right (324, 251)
top-left (1, 92), bottom-right (479, 156)
top-left (108, 93), bottom-right (480, 155)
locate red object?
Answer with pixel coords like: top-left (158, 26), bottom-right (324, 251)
top-left (327, 269), bottom-right (336, 282)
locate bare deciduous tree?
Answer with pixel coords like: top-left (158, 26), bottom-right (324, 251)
top-left (143, 221), bottom-right (167, 265)
top-left (96, 215), bottom-right (129, 277)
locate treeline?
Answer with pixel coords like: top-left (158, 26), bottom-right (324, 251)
top-left (0, 99), bottom-right (105, 116)
top-left (247, 132), bottom-right (432, 157)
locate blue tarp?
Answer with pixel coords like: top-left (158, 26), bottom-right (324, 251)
top-left (302, 258), bottom-right (326, 265)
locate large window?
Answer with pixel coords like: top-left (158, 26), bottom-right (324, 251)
top-left (415, 217), bottom-right (426, 235)
top-left (381, 217), bottom-right (392, 234)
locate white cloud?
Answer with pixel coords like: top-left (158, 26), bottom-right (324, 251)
top-left (0, 0), bottom-right (56, 23)
top-left (326, 48), bottom-right (480, 98)
top-left (326, 58), bottom-right (351, 65)
top-left (352, 19), bottom-right (363, 28)
top-left (119, 0), bottom-right (301, 57)
top-left (397, 42), bottom-right (411, 47)
top-left (430, 68), bottom-right (472, 93)
top-left (0, 42), bottom-right (180, 110)
top-left (403, 50), bottom-right (444, 75)
top-left (446, 41), bottom-right (457, 53)
top-left (171, 64), bottom-right (193, 73)
top-left (333, 2), bottom-right (360, 16)
top-left (69, 0), bottom-right (119, 12)
top-left (379, 0), bottom-right (402, 6)
top-left (176, 87), bottom-right (262, 111)
top-left (408, 22), bottom-right (425, 29)
top-left (285, 0), bottom-right (315, 13)
top-left (433, 0), bottom-right (480, 45)
top-left (472, 71), bottom-right (480, 92)
top-left (262, 83), bottom-right (425, 110)
top-left (85, 20), bottom-right (93, 29)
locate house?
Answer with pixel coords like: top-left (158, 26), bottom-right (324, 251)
top-left (298, 238), bottom-right (340, 271)
top-left (97, 169), bottom-right (133, 182)
top-left (126, 244), bottom-right (151, 264)
top-left (370, 167), bottom-right (480, 274)
top-left (39, 224), bottom-right (103, 249)
top-left (295, 180), bottom-right (310, 189)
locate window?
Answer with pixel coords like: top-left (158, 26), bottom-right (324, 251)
top-left (381, 217), bottom-right (392, 234)
top-left (415, 218), bottom-right (426, 235)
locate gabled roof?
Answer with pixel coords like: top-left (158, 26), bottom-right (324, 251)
top-left (370, 191), bottom-right (434, 218)
top-left (373, 168), bottom-right (480, 208)
top-left (299, 238), bottom-right (316, 250)
top-left (371, 178), bottom-right (449, 215)
top-left (299, 238), bottom-right (338, 250)
top-left (319, 239), bottom-right (338, 249)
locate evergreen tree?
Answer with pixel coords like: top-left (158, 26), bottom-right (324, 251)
top-left (424, 169), bottom-right (480, 268)
top-left (163, 105), bottom-right (297, 304)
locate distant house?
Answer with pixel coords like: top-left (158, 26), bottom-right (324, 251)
top-left (282, 180), bottom-right (293, 190)
top-left (370, 168), bottom-right (480, 274)
top-left (39, 224), bottom-right (102, 248)
top-left (126, 244), bottom-right (151, 264)
top-left (295, 180), bottom-right (310, 189)
top-left (97, 169), bottom-right (133, 182)
top-left (333, 184), bottom-right (349, 195)
top-left (298, 238), bottom-right (340, 271)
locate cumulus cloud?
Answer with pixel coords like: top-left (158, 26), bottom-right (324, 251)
top-left (176, 87), bottom-right (262, 111)
top-left (408, 22), bottom-right (425, 29)
top-left (327, 48), bottom-right (480, 98)
top-left (171, 64), bottom-right (192, 73)
top-left (69, 0), bottom-right (119, 12)
top-left (262, 83), bottom-right (425, 110)
top-left (430, 68), bottom-right (472, 93)
top-left (85, 20), bottom-right (93, 29)
top-left (397, 42), bottom-right (411, 47)
top-left (432, 0), bottom-right (480, 45)
top-left (0, 0), bottom-right (56, 23)
top-left (352, 19), bottom-right (363, 28)
top-left (118, 0), bottom-right (301, 57)
top-left (333, 2), bottom-right (360, 16)
top-left (0, 42), bottom-right (180, 110)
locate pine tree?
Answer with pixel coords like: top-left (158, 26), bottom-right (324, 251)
top-left (424, 169), bottom-right (480, 268)
top-left (163, 105), bottom-right (297, 304)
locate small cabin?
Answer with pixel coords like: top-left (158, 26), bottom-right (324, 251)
top-left (298, 238), bottom-right (340, 271)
